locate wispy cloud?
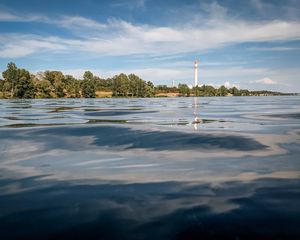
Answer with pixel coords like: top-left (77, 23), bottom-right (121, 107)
top-left (111, 0), bottom-right (147, 10)
top-left (1, 17), bottom-right (300, 58)
top-left (0, 10), bottom-right (22, 21)
top-left (1, 2), bottom-right (300, 59)
top-left (250, 0), bottom-right (300, 20)
top-left (224, 81), bottom-right (239, 89)
top-left (0, 34), bottom-right (66, 58)
top-left (251, 77), bottom-right (277, 85)
top-left (0, 9), bottom-right (48, 22)
top-left (248, 47), bottom-right (300, 51)
top-left (205, 81), bottom-right (240, 89)
top-left (58, 16), bottom-right (107, 30)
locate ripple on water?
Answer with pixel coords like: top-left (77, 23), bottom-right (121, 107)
top-left (0, 97), bottom-right (299, 239)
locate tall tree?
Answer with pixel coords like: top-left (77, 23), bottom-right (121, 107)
top-left (64, 75), bottom-right (80, 98)
top-left (112, 73), bottom-right (129, 96)
top-left (178, 84), bottom-right (190, 97)
top-left (81, 71), bottom-right (96, 98)
top-left (230, 86), bottom-right (240, 96)
top-left (14, 69), bottom-right (35, 98)
top-left (35, 80), bottom-right (52, 98)
top-left (219, 85), bottom-right (228, 96)
top-left (193, 86), bottom-right (201, 96)
top-left (2, 62), bottom-right (18, 98)
top-left (145, 81), bottom-right (155, 97)
top-left (44, 71), bottom-right (66, 97)
top-left (83, 71), bottom-right (94, 81)
top-left (202, 85), bottom-right (216, 96)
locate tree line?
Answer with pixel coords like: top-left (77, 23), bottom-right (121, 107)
top-left (0, 62), bottom-right (155, 98)
top-left (0, 62), bottom-right (287, 99)
top-left (157, 84), bottom-right (286, 97)
top-left (177, 84), bottom-right (248, 97)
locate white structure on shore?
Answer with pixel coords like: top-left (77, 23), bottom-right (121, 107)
top-left (194, 60), bottom-right (199, 87)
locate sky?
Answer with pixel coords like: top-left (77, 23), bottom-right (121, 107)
top-left (0, 0), bottom-right (300, 92)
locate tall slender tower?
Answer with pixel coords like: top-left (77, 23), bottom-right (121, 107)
top-left (194, 60), bottom-right (199, 87)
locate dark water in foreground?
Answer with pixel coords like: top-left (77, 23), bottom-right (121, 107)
top-left (0, 96), bottom-right (300, 239)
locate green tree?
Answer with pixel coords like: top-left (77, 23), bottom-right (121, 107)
top-left (145, 81), bottom-right (155, 97)
top-left (0, 80), bottom-right (5, 98)
top-left (155, 85), bottom-right (168, 93)
top-left (14, 69), bottom-right (35, 98)
top-left (44, 71), bottom-right (63, 85)
top-left (83, 71), bottom-right (94, 81)
top-left (193, 86), bottom-right (201, 96)
top-left (2, 63), bottom-right (36, 98)
top-left (44, 71), bottom-right (65, 97)
top-left (230, 86), bottom-right (240, 96)
top-left (2, 62), bottom-right (18, 98)
top-left (128, 74), bottom-right (140, 96)
top-left (201, 85), bottom-right (215, 96)
top-left (0, 80), bottom-right (4, 92)
top-left (64, 75), bottom-right (80, 98)
top-left (178, 84), bottom-right (190, 97)
top-left (1, 81), bottom-right (11, 98)
top-left (81, 81), bottom-right (96, 98)
top-left (218, 85), bottom-right (228, 96)
top-left (112, 73), bottom-right (129, 96)
top-left (81, 71), bottom-right (96, 98)
top-left (240, 89), bottom-right (250, 96)
top-left (35, 80), bottom-right (52, 98)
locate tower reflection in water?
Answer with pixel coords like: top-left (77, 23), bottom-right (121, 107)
top-left (192, 97), bottom-right (202, 130)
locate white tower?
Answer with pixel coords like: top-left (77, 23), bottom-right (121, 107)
top-left (194, 60), bottom-right (199, 87)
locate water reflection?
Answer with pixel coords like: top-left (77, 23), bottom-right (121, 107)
top-left (0, 125), bottom-right (268, 151)
top-left (0, 177), bottom-right (299, 239)
top-left (193, 97), bottom-right (200, 130)
top-left (0, 96), bottom-right (299, 239)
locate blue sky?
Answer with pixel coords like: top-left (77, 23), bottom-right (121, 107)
top-left (0, 0), bottom-right (300, 92)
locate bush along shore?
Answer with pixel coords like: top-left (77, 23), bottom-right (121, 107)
top-left (0, 62), bottom-right (293, 99)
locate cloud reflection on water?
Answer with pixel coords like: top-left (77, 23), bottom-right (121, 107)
top-left (0, 177), bottom-right (299, 239)
top-left (0, 97), bottom-right (300, 239)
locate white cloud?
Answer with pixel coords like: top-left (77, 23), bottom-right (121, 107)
top-left (252, 77), bottom-right (277, 85)
top-left (3, 18), bottom-right (300, 58)
top-left (0, 10), bottom-right (21, 21)
top-left (0, 35), bottom-right (66, 58)
top-left (248, 47), bottom-right (300, 51)
top-left (58, 16), bottom-right (107, 30)
top-left (206, 81), bottom-right (240, 89)
top-left (202, 67), bottom-right (268, 78)
top-left (111, 0), bottom-right (147, 9)
top-left (0, 9), bottom-right (48, 22)
top-left (1, 5), bottom-right (300, 58)
top-left (224, 81), bottom-right (239, 89)
top-left (224, 81), bottom-right (231, 88)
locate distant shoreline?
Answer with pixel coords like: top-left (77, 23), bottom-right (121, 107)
top-left (0, 62), bottom-right (297, 99)
top-left (0, 92), bottom-right (297, 99)
top-left (0, 89), bottom-right (297, 99)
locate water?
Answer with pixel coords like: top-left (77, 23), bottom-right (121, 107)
top-left (0, 96), bottom-right (299, 239)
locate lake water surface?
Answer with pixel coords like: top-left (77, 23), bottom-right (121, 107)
top-left (0, 96), bottom-right (300, 239)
